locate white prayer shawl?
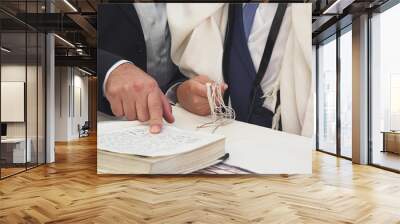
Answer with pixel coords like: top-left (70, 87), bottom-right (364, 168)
top-left (167, 3), bottom-right (314, 137)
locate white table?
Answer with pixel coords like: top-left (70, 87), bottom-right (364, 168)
top-left (1, 138), bottom-right (32, 163)
top-left (98, 105), bottom-right (312, 174)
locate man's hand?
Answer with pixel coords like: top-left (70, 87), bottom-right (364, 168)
top-left (176, 75), bottom-right (227, 116)
top-left (105, 63), bottom-right (174, 133)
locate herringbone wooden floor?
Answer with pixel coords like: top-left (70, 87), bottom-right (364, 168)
top-left (1, 135), bottom-right (400, 224)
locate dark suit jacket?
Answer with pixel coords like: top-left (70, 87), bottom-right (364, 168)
top-left (97, 4), bottom-right (184, 116)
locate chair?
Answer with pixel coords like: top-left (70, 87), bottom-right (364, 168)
top-left (78, 121), bottom-right (90, 138)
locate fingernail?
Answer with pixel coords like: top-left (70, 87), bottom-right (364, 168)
top-left (223, 84), bottom-right (228, 89)
top-left (150, 125), bottom-right (161, 134)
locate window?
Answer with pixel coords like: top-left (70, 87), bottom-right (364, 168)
top-left (316, 25), bottom-right (353, 159)
top-left (0, 1), bottom-right (47, 179)
top-left (390, 74), bottom-right (400, 130)
top-left (370, 2), bottom-right (400, 171)
top-left (339, 28), bottom-right (352, 158)
top-left (317, 36), bottom-right (337, 155)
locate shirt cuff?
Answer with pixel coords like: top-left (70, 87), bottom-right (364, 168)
top-left (165, 81), bottom-right (183, 105)
top-left (103, 60), bottom-right (133, 95)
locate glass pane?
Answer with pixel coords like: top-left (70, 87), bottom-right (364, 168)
top-left (1, 29), bottom-right (28, 177)
top-left (26, 0), bottom-right (39, 169)
top-left (318, 37), bottom-right (337, 154)
top-left (312, 45), bottom-right (317, 150)
top-left (340, 29), bottom-right (352, 158)
top-left (371, 4), bottom-right (400, 171)
top-left (38, 32), bottom-right (45, 165)
top-left (27, 31), bottom-right (38, 169)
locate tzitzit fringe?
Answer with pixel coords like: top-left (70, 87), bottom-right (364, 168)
top-left (197, 82), bottom-right (235, 133)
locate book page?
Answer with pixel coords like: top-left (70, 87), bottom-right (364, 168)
top-left (98, 124), bottom-right (224, 157)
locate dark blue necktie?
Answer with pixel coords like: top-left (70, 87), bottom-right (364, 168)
top-left (242, 3), bottom-right (259, 41)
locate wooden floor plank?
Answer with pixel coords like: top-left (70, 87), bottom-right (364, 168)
top-left (0, 135), bottom-right (400, 223)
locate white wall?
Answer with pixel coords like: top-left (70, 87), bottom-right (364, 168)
top-left (1, 65), bottom-right (39, 138)
top-left (1, 63), bottom-right (46, 164)
top-left (55, 67), bottom-right (69, 141)
top-left (1, 64), bottom-right (25, 128)
top-left (54, 67), bottom-right (89, 141)
top-left (71, 72), bottom-right (89, 139)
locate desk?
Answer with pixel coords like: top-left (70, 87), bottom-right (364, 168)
top-left (1, 138), bottom-right (31, 164)
top-left (98, 105), bottom-right (312, 174)
top-left (382, 131), bottom-right (400, 154)
top-left (171, 106), bottom-right (312, 174)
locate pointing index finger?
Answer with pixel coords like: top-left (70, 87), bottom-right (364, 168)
top-left (148, 90), bottom-right (163, 134)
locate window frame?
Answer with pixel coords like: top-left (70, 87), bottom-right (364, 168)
top-left (367, 0), bottom-right (400, 173)
top-left (315, 24), bottom-right (353, 161)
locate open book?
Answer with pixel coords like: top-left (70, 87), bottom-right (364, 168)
top-left (97, 124), bottom-right (226, 174)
